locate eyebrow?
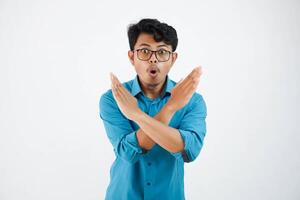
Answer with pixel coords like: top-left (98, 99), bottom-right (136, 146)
top-left (139, 43), bottom-right (151, 47)
top-left (157, 44), bottom-right (168, 48)
top-left (139, 43), bottom-right (169, 48)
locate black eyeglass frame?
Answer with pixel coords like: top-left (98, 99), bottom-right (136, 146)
top-left (133, 48), bottom-right (174, 62)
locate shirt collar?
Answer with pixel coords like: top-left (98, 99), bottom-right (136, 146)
top-left (131, 75), bottom-right (175, 97)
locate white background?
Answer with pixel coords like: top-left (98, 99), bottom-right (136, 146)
top-left (0, 0), bottom-right (299, 199)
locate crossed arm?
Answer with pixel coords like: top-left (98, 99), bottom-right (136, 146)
top-left (109, 67), bottom-right (201, 154)
top-left (135, 103), bottom-right (183, 153)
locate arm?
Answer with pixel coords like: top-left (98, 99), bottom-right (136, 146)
top-left (134, 68), bottom-right (202, 154)
top-left (171, 94), bottom-right (207, 162)
top-left (99, 92), bottom-right (144, 164)
top-left (135, 102), bottom-right (184, 153)
top-left (136, 129), bottom-right (154, 150)
top-left (135, 94), bottom-right (207, 161)
top-left (110, 67), bottom-right (203, 156)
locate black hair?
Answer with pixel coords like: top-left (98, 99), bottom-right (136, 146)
top-left (127, 18), bottom-right (178, 52)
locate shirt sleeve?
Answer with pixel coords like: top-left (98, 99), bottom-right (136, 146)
top-left (171, 94), bottom-right (207, 163)
top-left (99, 90), bottom-right (145, 164)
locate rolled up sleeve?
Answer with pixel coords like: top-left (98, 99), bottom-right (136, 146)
top-left (99, 90), bottom-right (144, 164)
top-left (171, 94), bottom-right (207, 163)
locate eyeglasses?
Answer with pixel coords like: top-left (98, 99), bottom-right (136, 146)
top-left (133, 48), bottom-right (173, 62)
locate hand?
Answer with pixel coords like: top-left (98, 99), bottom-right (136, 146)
top-left (110, 73), bottom-right (142, 121)
top-left (166, 66), bottom-right (202, 111)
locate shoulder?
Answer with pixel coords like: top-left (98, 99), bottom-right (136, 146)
top-left (191, 92), bottom-right (205, 104)
top-left (99, 89), bottom-right (115, 116)
top-left (188, 92), bottom-right (207, 114)
top-left (99, 89), bottom-right (113, 105)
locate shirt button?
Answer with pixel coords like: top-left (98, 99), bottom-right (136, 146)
top-left (147, 182), bottom-right (151, 186)
top-left (147, 162), bottom-right (152, 166)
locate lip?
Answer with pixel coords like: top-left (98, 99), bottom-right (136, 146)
top-left (148, 70), bottom-right (158, 78)
top-left (148, 66), bottom-right (159, 78)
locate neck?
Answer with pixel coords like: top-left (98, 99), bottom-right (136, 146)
top-left (138, 76), bottom-right (167, 99)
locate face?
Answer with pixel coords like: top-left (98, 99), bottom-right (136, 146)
top-left (128, 33), bottom-right (178, 90)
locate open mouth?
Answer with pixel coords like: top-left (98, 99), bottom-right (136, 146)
top-left (150, 69), bottom-right (157, 74)
top-left (148, 69), bottom-right (158, 78)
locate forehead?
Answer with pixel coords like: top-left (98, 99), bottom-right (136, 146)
top-left (135, 33), bottom-right (171, 50)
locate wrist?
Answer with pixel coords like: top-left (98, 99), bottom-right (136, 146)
top-left (133, 109), bottom-right (146, 123)
top-left (164, 101), bottom-right (177, 113)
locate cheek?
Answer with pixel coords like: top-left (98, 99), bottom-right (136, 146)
top-left (133, 62), bottom-right (147, 74)
top-left (160, 63), bottom-right (172, 73)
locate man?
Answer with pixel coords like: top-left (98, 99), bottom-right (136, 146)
top-left (99, 18), bottom-right (207, 200)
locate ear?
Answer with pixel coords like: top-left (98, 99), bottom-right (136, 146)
top-left (170, 52), bottom-right (178, 66)
top-left (128, 50), bottom-right (134, 65)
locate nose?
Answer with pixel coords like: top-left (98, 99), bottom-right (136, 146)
top-left (149, 52), bottom-right (158, 63)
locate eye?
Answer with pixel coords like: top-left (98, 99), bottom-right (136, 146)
top-left (141, 48), bottom-right (150, 54)
top-left (157, 49), bottom-right (168, 55)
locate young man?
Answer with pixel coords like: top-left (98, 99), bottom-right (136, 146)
top-left (99, 18), bottom-right (207, 200)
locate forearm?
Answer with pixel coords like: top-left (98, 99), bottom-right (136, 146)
top-left (135, 103), bottom-right (184, 153)
top-left (136, 129), bottom-right (154, 150)
top-left (136, 102), bottom-right (176, 150)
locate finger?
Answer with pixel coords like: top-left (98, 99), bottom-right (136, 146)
top-left (191, 66), bottom-right (202, 78)
top-left (184, 78), bottom-right (200, 95)
top-left (116, 84), bottom-right (128, 102)
top-left (111, 73), bottom-right (123, 89)
top-left (113, 85), bottom-right (125, 104)
top-left (186, 66), bottom-right (201, 82)
top-left (111, 74), bottom-right (129, 101)
top-left (112, 73), bottom-right (133, 99)
top-left (111, 82), bottom-right (119, 101)
top-left (110, 73), bottom-right (115, 91)
top-left (111, 85), bottom-right (120, 101)
top-left (179, 66), bottom-right (201, 89)
top-left (181, 73), bottom-right (200, 91)
top-left (110, 73), bottom-right (120, 89)
top-left (119, 85), bottom-right (133, 100)
top-left (188, 66), bottom-right (201, 78)
top-left (179, 68), bottom-right (196, 84)
top-left (110, 72), bottom-right (114, 85)
top-left (191, 66), bottom-right (202, 79)
top-left (111, 73), bottom-right (121, 85)
top-left (110, 73), bottom-right (122, 101)
top-left (110, 73), bottom-right (118, 90)
top-left (182, 72), bottom-right (200, 92)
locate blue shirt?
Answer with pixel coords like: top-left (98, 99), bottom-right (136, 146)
top-left (99, 75), bottom-right (207, 200)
